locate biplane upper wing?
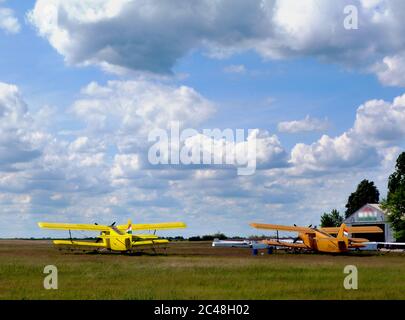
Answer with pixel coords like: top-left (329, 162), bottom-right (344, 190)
top-left (39, 221), bottom-right (186, 232)
top-left (321, 226), bottom-right (383, 234)
top-left (261, 239), bottom-right (308, 249)
top-left (250, 223), bottom-right (315, 234)
top-left (38, 222), bottom-right (110, 232)
top-left (117, 222), bottom-right (187, 231)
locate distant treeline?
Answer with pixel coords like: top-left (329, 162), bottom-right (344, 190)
top-left (188, 233), bottom-right (227, 241)
top-left (1, 233), bottom-right (289, 241)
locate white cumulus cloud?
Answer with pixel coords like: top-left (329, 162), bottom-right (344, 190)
top-left (26, 0), bottom-right (405, 86)
top-left (223, 64), bottom-right (246, 74)
top-left (0, 83), bottom-right (43, 170)
top-left (278, 115), bottom-right (329, 133)
top-left (290, 93), bottom-right (405, 173)
top-left (0, 1), bottom-right (20, 34)
top-left (72, 80), bottom-right (215, 135)
top-left (183, 129), bottom-right (288, 170)
top-left (0, 81), bottom-right (404, 237)
top-left (353, 95), bottom-right (405, 145)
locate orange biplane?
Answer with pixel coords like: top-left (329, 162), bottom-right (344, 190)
top-left (250, 222), bottom-right (383, 253)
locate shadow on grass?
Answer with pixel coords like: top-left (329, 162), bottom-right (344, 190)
top-left (278, 250), bottom-right (383, 257)
top-left (56, 248), bottom-right (168, 256)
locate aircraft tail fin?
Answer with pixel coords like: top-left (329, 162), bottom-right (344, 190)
top-left (337, 223), bottom-right (349, 239)
top-left (126, 219), bottom-right (132, 234)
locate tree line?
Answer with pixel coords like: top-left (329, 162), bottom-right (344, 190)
top-left (320, 152), bottom-right (405, 242)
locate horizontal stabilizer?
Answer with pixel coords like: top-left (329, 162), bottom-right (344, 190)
top-left (118, 222), bottom-right (186, 231)
top-left (321, 226), bottom-right (383, 234)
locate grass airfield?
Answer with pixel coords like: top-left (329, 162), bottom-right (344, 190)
top-left (0, 240), bottom-right (404, 300)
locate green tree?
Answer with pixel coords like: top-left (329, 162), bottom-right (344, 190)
top-left (381, 152), bottom-right (405, 242)
top-left (320, 209), bottom-right (344, 227)
top-left (345, 179), bottom-right (380, 218)
top-left (387, 152), bottom-right (405, 196)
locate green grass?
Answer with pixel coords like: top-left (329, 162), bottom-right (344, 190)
top-left (0, 241), bottom-right (404, 299)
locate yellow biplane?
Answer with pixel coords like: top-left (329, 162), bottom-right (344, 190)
top-left (38, 219), bottom-right (186, 253)
top-left (250, 222), bottom-right (383, 253)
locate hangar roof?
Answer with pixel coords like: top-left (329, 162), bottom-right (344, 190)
top-left (345, 203), bottom-right (389, 224)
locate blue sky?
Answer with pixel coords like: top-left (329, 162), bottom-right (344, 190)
top-left (1, 0), bottom-right (405, 238)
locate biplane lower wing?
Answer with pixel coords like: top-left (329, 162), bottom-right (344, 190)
top-left (250, 223), bottom-right (315, 234)
top-left (261, 240), bottom-right (308, 249)
top-left (53, 239), bottom-right (169, 248)
top-left (132, 234), bottom-right (159, 240)
top-left (53, 240), bottom-right (107, 248)
top-left (348, 243), bottom-right (367, 248)
top-left (132, 239), bottom-right (169, 246)
top-left (349, 238), bottom-right (370, 243)
top-left (321, 226), bottom-right (383, 234)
